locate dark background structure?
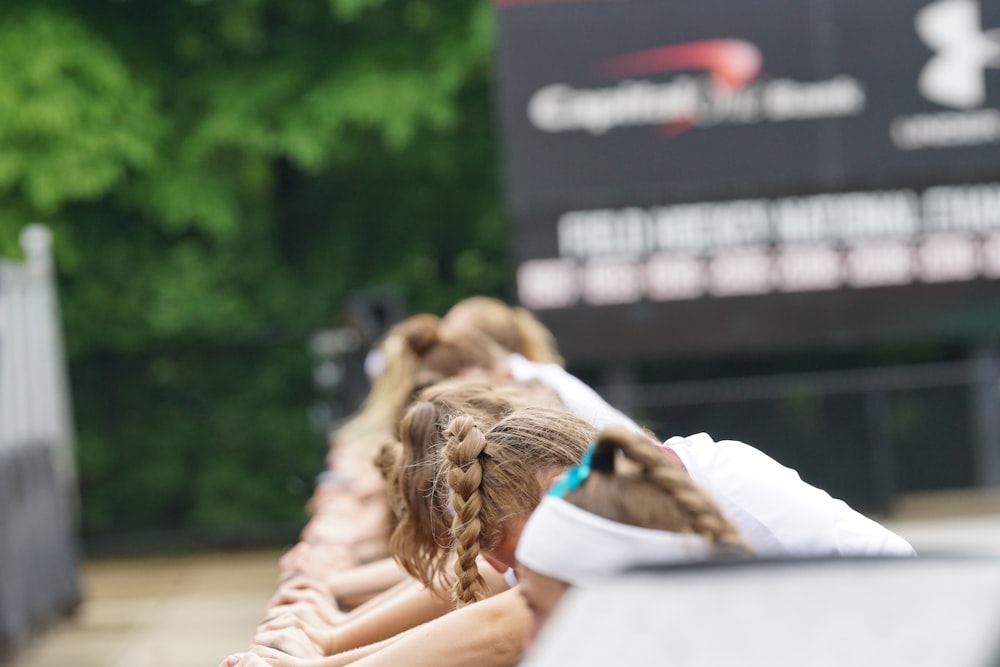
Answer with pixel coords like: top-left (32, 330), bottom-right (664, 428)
top-left (0, 0), bottom-right (997, 554)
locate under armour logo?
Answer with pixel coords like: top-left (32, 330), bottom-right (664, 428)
top-left (916, 0), bottom-right (1000, 108)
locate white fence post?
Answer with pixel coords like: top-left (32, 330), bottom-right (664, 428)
top-left (0, 224), bottom-right (81, 661)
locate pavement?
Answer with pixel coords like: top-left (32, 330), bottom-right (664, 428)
top-left (8, 550), bottom-right (284, 667)
top-left (7, 495), bottom-right (1000, 667)
top-left (884, 486), bottom-right (1000, 556)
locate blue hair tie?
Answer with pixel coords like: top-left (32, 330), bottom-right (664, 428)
top-left (548, 442), bottom-right (597, 497)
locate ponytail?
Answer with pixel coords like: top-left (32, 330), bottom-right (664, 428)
top-left (511, 306), bottom-right (564, 366)
top-left (569, 427), bottom-right (752, 555)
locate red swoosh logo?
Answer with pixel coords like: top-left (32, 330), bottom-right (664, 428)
top-left (600, 39), bottom-right (763, 90)
top-left (600, 40), bottom-right (763, 137)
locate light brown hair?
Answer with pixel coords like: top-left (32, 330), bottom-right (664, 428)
top-left (330, 314), bottom-right (442, 461)
top-left (389, 378), bottom-right (562, 590)
top-left (442, 407), bottom-right (596, 606)
top-left (445, 296), bottom-right (564, 366)
top-left (564, 427), bottom-right (752, 555)
top-left (401, 312), bottom-right (508, 391)
top-left (330, 313), bottom-right (507, 466)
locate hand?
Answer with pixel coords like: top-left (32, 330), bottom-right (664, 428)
top-left (253, 626), bottom-right (324, 659)
top-left (273, 573), bottom-right (334, 603)
top-left (220, 652), bottom-right (265, 667)
top-left (266, 584), bottom-right (344, 623)
top-left (219, 650), bottom-right (274, 667)
top-left (257, 611), bottom-right (335, 655)
top-left (264, 601), bottom-right (341, 630)
top-left (221, 646), bottom-right (305, 667)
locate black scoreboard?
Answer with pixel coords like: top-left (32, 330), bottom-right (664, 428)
top-left (494, 0), bottom-right (1000, 362)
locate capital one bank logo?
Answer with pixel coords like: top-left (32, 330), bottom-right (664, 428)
top-left (526, 39), bottom-right (866, 136)
top-left (917, 0), bottom-right (1000, 108)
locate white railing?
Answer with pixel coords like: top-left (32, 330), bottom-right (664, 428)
top-left (0, 225), bottom-right (76, 483)
top-left (0, 224), bottom-right (80, 660)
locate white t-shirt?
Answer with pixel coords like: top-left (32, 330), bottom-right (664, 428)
top-left (665, 432), bottom-right (916, 557)
top-left (506, 354), bottom-right (643, 434)
top-left (502, 433), bottom-right (916, 590)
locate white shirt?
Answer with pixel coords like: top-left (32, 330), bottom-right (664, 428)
top-left (506, 354), bottom-right (643, 434)
top-left (665, 433), bottom-right (916, 557)
top-left (501, 432), bottom-right (915, 591)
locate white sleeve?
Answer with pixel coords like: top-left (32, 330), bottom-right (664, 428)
top-left (667, 433), bottom-right (916, 558)
top-left (507, 354), bottom-right (644, 434)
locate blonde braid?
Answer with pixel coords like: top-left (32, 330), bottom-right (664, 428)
top-left (604, 429), bottom-right (751, 554)
top-left (567, 427), bottom-right (752, 556)
top-left (443, 415), bottom-right (490, 606)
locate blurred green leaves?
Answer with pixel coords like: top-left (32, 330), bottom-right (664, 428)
top-left (0, 0), bottom-right (506, 539)
top-left (0, 8), bottom-right (162, 213)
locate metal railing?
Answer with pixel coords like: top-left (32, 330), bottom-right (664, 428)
top-left (0, 225), bottom-right (80, 662)
top-left (597, 348), bottom-right (1000, 516)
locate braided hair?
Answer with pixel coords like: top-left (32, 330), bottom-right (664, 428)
top-left (564, 427), bottom-right (751, 555)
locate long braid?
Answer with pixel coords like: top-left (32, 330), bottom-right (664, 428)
top-left (571, 427), bottom-right (752, 556)
top-left (390, 379), bottom-right (567, 593)
top-left (612, 429), bottom-right (751, 553)
top-left (443, 415), bottom-right (490, 606)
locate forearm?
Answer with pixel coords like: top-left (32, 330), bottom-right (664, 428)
top-left (325, 579), bottom-right (452, 654)
top-left (327, 557), bottom-right (407, 599)
top-left (316, 628), bottom-right (414, 666)
top-left (346, 588), bottom-right (529, 667)
top-left (340, 577), bottom-right (419, 622)
top-left (324, 554), bottom-right (512, 653)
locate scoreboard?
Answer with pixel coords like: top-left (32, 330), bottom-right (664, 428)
top-left (494, 0), bottom-right (1000, 361)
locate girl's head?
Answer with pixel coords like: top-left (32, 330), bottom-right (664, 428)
top-left (441, 407), bottom-right (598, 606)
top-left (401, 311), bottom-right (509, 392)
top-left (329, 313), bottom-right (442, 467)
top-left (389, 377), bottom-right (563, 589)
top-left (515, 426), bottom-right (751, 647)
top-left (444, 296), bottom-right (564, 366)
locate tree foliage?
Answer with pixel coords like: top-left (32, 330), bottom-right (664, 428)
top-left (0, 0), bottom-right (507, 540)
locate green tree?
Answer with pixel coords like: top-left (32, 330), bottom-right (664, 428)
top-left (0, 0), bottom-right (507, 541)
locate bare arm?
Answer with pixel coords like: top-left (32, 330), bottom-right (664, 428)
top-left (322, 554), bottom-right (514, 650)
top-left (320, 579), bottom-right (451, 654)
top-left (338, 576), bottom-right (414, 620)
top-left (332, 553), bottom-right (510, 621)
top-left (257, 578), bottom-right (439, 656)
top-left (233, 588), bottom-right (529, 667)
top-left (345, 587), bottom-right (529, 667)
top-left (303, 628), bottom-right (414, 666)
top-left (323, 557), bottom-right (407, 603)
